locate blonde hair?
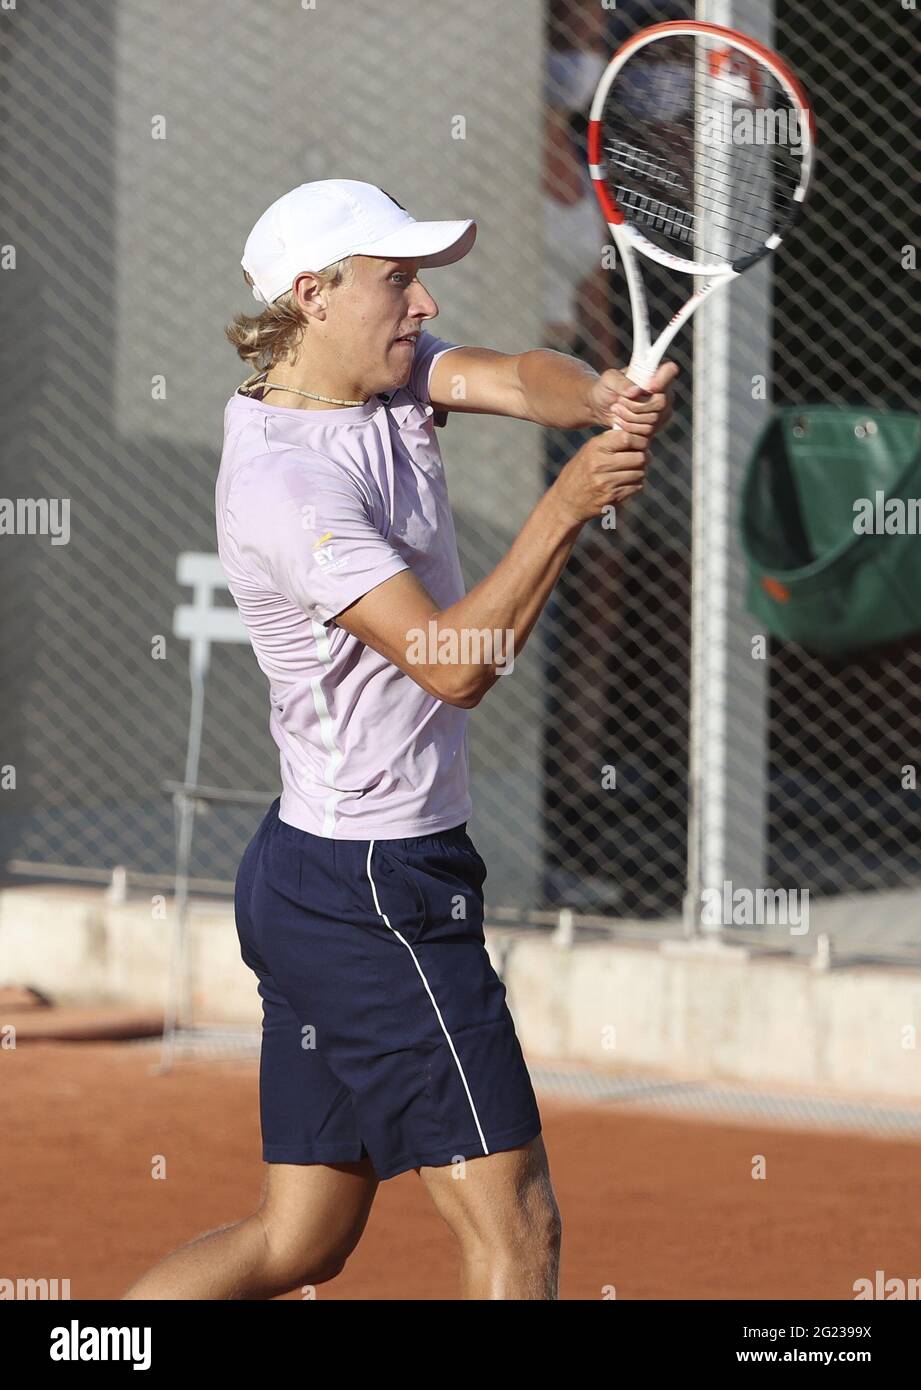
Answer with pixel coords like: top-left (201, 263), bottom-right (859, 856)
top-left (225, 258), bottom-right (355, 377)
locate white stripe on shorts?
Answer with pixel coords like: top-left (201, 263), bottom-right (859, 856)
top-left (365, 840), bottom-right (489, 1158)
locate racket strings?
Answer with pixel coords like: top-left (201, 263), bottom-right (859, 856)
top-left (613, 186), bottom-right (696, 245)
top-left (604, 142), bottom-right (799, 214)
top-left (601, 35), bottom-right (804, 265)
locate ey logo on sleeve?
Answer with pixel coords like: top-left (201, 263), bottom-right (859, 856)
top-left (312, 532), bottom-right (347, 572)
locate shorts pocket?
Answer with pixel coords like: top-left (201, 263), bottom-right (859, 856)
top-left (368, 845), bottom-right (428, 946)
top-left (455, 835), bottom-right (488, 899)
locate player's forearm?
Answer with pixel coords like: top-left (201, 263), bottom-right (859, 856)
top-left (515, 348), bottom-right (599, 430)
top-left (427, 488), bottom-right (581, 706)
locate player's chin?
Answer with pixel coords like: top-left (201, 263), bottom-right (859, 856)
top-left (385, 348), bottom-right (414, 386)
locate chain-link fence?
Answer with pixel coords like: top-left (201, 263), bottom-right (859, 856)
top-left (764, 1), bottom-right (921, 913)
top-left (1, 0), bottom-right (919, 953)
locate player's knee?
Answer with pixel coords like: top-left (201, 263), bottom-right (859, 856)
top-left (465, 1186), bottom-right (562, 1264)
top-left (531, 1195), bottom-right (563, 1262)
top-left (276, 1239), bottom-right (352, 1289)
top-left (514, 1166), bottom-right (562, 1247)
top-left (492, 1208), bottom-right (561, 1270)
top-left (265, 1240), bottom-right (350, 1291)
top-left (299, 1249), bottom-right (349, 1286)
top-left (521, 1184), bottom-right (561, 1260)
top-left (256, 1211), bottom-right (353, 1290)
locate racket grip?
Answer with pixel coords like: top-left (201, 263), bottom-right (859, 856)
top-left (624, 358), bottom-right (658, 391)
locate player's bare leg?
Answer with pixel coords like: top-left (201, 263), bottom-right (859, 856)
top-left (121, 1158), bottom-right (378, 1300)
top-left (418, 1134), bottom-right (561, 1299)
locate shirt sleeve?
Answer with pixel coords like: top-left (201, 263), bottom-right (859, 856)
top-left (228, 450), bottom-right (409, 624)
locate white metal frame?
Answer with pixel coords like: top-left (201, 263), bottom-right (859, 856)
top-left (686, 0), bottom-right (776, 935)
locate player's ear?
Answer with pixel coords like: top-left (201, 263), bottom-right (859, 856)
top-left (291, 271), bottom-right (329, 322)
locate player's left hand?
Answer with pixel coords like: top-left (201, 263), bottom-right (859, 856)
top-left (586, 361), bottom-right (679, 437)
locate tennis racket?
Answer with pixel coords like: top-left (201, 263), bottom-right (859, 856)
top-left (587, 20), bottom-right (815, 388)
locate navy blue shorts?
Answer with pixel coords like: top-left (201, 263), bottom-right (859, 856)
top-left (233, 799), bottom-right (542, 1181)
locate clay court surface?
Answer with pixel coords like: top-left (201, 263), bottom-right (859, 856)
top-left (4, 1034), bottom-right (920, 1301)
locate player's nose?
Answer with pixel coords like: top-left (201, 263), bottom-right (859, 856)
top-left (411, 279), bottom-right (438, 320)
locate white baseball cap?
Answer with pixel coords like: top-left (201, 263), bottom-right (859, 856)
top-left (241, 179), bottom-right (477, 307)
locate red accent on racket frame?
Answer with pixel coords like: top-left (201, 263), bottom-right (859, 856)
top-left (587, 119), bottom-right (625, 225)
top-left (607, 20), bottom-right (815, 144)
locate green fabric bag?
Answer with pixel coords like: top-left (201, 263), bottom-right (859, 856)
top-left (740, 406), bottom-right (921, 655)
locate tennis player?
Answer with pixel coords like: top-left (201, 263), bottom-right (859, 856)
top-left (123, 179), bottom-right (676, 1302)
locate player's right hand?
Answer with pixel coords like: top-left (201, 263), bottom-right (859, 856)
top-left (550, 429), bottom-right (649, 525)
top-left (587, 361), bottom-right (679, 435)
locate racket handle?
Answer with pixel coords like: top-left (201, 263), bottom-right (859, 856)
top-left (624, 356), bottom-right (659, 391)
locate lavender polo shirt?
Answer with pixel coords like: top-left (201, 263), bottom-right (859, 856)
top-left (215, 330), bottom-right (473, 840)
